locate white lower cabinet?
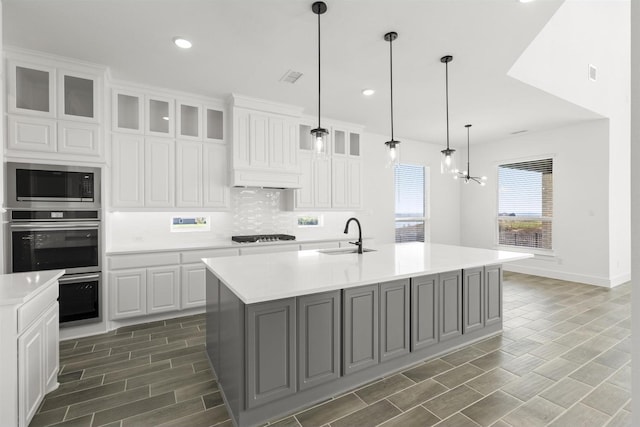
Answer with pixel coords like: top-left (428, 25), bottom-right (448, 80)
top-left (110, 269), bottom-right (147, 319)
top-left (43, 304), bottom-right (60, 391)
top-left (147, 266), bottom-right (180, 314)
top-left (19, 318), bottom-right (45, 425)
top-left (181, 264), bottom-right (206, 309)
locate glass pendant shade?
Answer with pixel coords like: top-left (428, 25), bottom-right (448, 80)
top-left (311, 127), bottom-right (328, 156)
top-left (441, 148), bottom-right (456, 174)
top-left (385, 140), bottom-right (400, 168)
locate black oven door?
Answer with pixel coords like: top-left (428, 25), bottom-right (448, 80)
top-left (58, 273), bottom-right (101, 327)
top-left (10, 222), bottom-right (100, 274)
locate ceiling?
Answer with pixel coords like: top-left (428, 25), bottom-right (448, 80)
top-left (3, 0), bottom-right (601, 147)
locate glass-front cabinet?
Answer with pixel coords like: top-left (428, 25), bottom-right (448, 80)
top-left (113, 90), bottom-right (143, 134)
top-left (146, 95), bottom-right (175, 137)
top-left (177, 101), bottom-right (202, 140)
top-left (204, 106), bottom-right (224, 143)
top-left (8, 61), bottom-right (56, 118)
top-left (58, 69), bottom-right (100, 122)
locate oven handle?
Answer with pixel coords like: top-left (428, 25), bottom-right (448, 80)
top-left (10, 222), bottom-right (100, 229)
top-left (58, 273), bottom-right (101, 283)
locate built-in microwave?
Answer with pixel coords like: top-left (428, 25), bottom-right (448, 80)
top-left (6, 162), bottom-right (101, 210)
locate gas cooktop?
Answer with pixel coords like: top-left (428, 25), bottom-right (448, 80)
top-left (231, 234), bottom-right (296, 243)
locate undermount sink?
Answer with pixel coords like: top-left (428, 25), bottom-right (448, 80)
top-left (318, 248), bottom-right (376, 255)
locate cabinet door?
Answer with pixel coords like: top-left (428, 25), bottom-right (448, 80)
top-left (7, 116), bottom-right (56, 153)
top-left (294, 152), bottom-right (314, 209)
top-left (269, 116), bottom-right (288, 170)
top-left (8, 60), bottom-right (55, 118)
top-left (411, 275), bottom-right (438, 351)
top-left (379, 279), bottom-right (410, 362)
top-left (285, 120), bottom-right (299, 170)
top-left (331, 157), bottom-right (348, 209)
top-left (204, 106), bottom-right (224, 143)
top-left (250, 113), bottom-right (269, 168)
top-left (315, 157), bottom-right (332, 208)
top-left (463, 267), bottom-right (484, 334)
top-left (348, 132), bottom-right (361, 157)
top-left (18, 320), bottom-right (44, 427)
top-left (181, 264), bottom-right (206, 309)
top-left (144, 138), bottom-right (175, 207)
top-left (439, 270), bottom-right (462, 342)
top-left (112, 89), bottom-right (143, 134)
top-left (246, 298), bottom-right (296, 409)
top-left (58, 69), bottom-right (100, 122)
top-left (110, 269), bottom-right (147, 319)
top-left (147, 266), bottom-right (181, 314)
top-left (332, 129), bottom-right (347, 156)
top-left (111, 134), bottom-right (145, 207)
top-left (43, 303), bottom-right (59, 393)
top-left (348, 159), bottom-right (362, 209)
top-left (146, 95), bottom-right (175, 137)
top-left (343, 284), bottom-right (378, 375)
top-left (203, 143), bottom-right (230, 208)
top-left (176, 140), bottom-right (203, 207)
top-left (485, 265), bottom-right (503, 327)
top-left (297, 291), bottom-right (340, 391)
top-left (58, 121), bottom-right (101, 157)
top-left (177, 101), bottom-right (202, 140)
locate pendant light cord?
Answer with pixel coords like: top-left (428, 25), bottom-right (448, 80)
top-left (389, 36), bottom-right (394, 141)
top-left (317, 10), bottom-right (322, 128)
top-left (466, 125), bottom-right (471, 177)
top-left (445, 60), bottom-right (450, 150)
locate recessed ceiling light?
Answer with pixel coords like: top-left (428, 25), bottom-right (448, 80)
top-left (362, 88), bottom-right (375, 96)
top-left (162, 116), bottom-right (170, 121)
top-left (173, 37), bottom-right (192, 49)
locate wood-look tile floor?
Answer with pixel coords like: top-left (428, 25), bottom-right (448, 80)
top-left (31, 272), bottom-right (632, 427)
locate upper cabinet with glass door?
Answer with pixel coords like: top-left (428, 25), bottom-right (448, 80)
top-left (112, 90), bottom-right (144, 134)
top-left (332, 128), bottom-right (360, 157)
top-left (8, 60), bottom-right (56, 118)
top-left (145, 95), bottom-right (175, 138)
top-left (58, 69), bottom-right (101, 122)
top-left (177, 100), bottom-right (202, 141)
top-left (204, 105), bottom-right (224, 143)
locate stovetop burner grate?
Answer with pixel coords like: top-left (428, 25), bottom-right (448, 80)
top-left (231, 234), bottom-right (296, 243)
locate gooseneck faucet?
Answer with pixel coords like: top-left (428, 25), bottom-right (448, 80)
top-left (344, 217), bottom-right (363, 254)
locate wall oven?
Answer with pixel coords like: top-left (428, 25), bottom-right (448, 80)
top-left (6, 162), bottom-right (101, 210)
top-left (8, 209), bottom-right (102, 327)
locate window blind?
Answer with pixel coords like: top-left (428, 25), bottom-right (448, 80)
top-left (395, 164), bottom-right (425, 243)
top-left (498, 158), bottom-right (553, 249)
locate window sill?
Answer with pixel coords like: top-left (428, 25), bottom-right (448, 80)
top-left (495, 244), bottom-right (555, 258)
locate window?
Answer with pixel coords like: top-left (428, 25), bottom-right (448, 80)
top-left (395, 164), bottom-right (426, 243)
top-left (498, 158), bottom-right (553, 250)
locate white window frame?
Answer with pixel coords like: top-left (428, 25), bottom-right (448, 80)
top-left (495, 155), bottom-right (555, 256)
top-left (394, 163), bottom-right (429, 243)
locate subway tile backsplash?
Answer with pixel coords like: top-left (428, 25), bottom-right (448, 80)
top-left (232, 188), bottom-right (294, 235)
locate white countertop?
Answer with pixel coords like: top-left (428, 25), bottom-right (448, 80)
top-left (0, 270), bottom-right (65, 306)
top-left (203, 242), bottom-right (533, 304)
top-left (106, 235), bottom-right (369, 255)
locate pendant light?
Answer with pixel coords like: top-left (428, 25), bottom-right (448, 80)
top-left (384, 31), bottom-right (400, 167)
top-left (311, 1), bottom-right (328, 156)
top-left (454, 124), bottom-right (487, 185)
top-left (440, 55), bottom-right (456, 174)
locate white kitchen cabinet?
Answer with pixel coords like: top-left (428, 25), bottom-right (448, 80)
top-left (147, 266), bottom-right (180, 314)
top-left (294, 152), bottom-right (314, 209)
top-left (110, 268), bottom-right (147, 320)
top-left (176, 140), bottom-right (203, 207)
top-left (204, 105), bottom-right (224, 142)
top-left (315, 157), bottom-right (332, 208)
top-left (269, 115), bottom-right (298, 171)
top-left (43, 304), bottom-right (59, 392)
top-left (177, 100), bottom-right (203, 141)
top-left (111, 134), bottom-right (145, 207)
top-left (57, 121), bottom-right (101, 157)
top-left (348, 159), bottom-right (363, 209)
top-left (144, 138), bottom-right (175, 207)
top-left (146, 95), bottom-right (174, 138)
top-left (58, 68), bottom-right (100, 123)
top-left (7, 115), bottom-right (56, 153)
top-left (332, 128), bottom-right (347, 156)
top-left (8, 60), bottom-right (56, 118)
top-left (249, 112), bottom-right (270, 168)
top-left (293, 126), bottom-right (331, 210)
top-left (181, 264), bottom-right (206, 309)
top-left (19, 318), bottom-right (44, 425)
top-left (112, 89), bottom-right (143, 134)
top-left (203, 143), bottom-right (230, 208)
top-left (332, 157), bottom-right (349, 209)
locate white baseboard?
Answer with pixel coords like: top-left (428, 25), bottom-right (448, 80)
top-left (503, 264), bottom-right (630, 288)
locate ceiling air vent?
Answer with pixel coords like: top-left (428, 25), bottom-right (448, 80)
top-left (510, 130), bottom-right (528, 135)
top-left (588, 64), bottom-right (597, 81)
top-left (280, 70), bottom-right (303, 84)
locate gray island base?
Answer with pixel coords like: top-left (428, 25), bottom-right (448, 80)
top-left (204, 244), bottom-right (520, 426)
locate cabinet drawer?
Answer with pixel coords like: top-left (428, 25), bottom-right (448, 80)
top-left (181, 248), bottom-right (239, 264)
top-left (108, 252), bottom-right (181, 270)
top-left (18, 283), bottom-right (58, 334)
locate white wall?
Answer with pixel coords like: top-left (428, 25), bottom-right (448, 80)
top-left (361, 130), bottom-right (461, 246)
top-left (508, 0), bottom-right (630, 285)
top-left (460, 119), bottom-right (613, 286)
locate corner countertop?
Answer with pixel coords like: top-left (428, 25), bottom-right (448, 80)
top-left (203, 242), bottom-right (533, 304)
top-left (0, 270), bottom-right (65, 306)
top-left (106, 235), bottom-right (371, 255)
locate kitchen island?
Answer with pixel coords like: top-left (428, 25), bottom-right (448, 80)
top-left (203, 243), bottom-right (531, 427)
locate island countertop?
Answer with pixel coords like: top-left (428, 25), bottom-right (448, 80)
top-left (202, 242), bottom-right (532, 304)
top-left (0, 270), bottom-right (65, 306)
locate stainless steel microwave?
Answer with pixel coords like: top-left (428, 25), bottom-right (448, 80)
top-left (6, 162), bottom-right (101, 209)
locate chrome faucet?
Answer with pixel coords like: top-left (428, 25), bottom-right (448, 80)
top-left (344, 217), bottom-right (363, 254)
